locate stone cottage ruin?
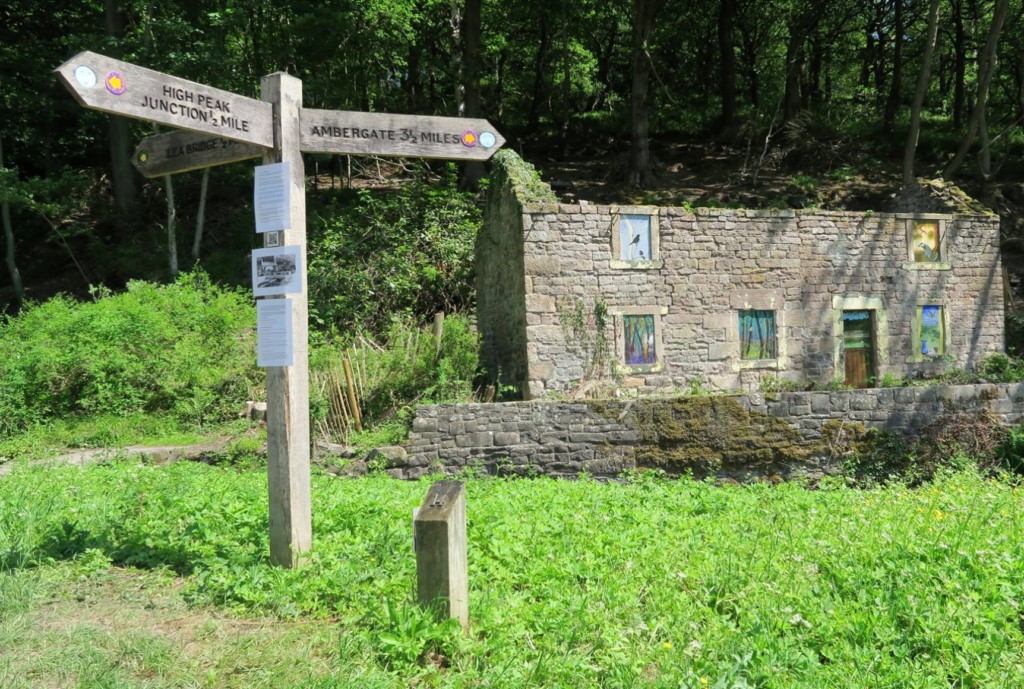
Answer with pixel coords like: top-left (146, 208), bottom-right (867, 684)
top-left (477, 153), bottom-right (1005, 398)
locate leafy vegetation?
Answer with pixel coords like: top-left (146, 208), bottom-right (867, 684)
top-left (307, 170), bottom-right (481, 336)
top-left (0, 272), bottom-right (258, 438)
top-left (3, 461), bottom-right (1024, 686)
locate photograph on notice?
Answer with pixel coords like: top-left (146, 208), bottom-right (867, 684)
top-left (251, 245), bottom-right (302, 297)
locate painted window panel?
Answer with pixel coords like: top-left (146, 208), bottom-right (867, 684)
top-left (619, 214), bottom-right (652, 261)
top-left (623, 314), bottom-right (657, 365)
top-left (739, 310), bottom-right (777, 360)
top-left (842, 310), bottom-right (872, 350)
top-left (913, 221), bottom-right (941, 263)
top-left (919, 305), bottom-right (945, 357)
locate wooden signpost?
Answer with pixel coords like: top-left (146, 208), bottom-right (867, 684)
top-left (301, 109), bottom-right (505, 160)
top-left (56, 51), bottom-right (504, 574)
top-left (132, 130), bottom-right (265, 178)
top-left (56, 51), bottom-right (273, 148)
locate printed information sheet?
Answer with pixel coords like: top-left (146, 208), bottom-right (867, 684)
top-left (257, 298), bottom-right (294, 367)
top-left (254, 162), bottom-right (291, 233)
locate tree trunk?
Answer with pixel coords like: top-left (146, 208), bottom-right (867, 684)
top-left (718, 0), bottom-right (738, 132)
top-left (883, 0), bottom-right (905, 130)
top-left (105, 0), bottom-right (137, 219)
top-left (627, 0), bottom-right (668, 188)
top-left (192, 167), bottom-right (210, 262)
top-left (953, 0), bottom-right (966, 129)
top-left (943, 0), bottom-right (1009, 179)
top-left (527, 16), bottom-right (550, 131)
top-left (0, 139), bottom-right (23, 309)
top-left (164, 172), bottom-right (178, 277)
top-left (739, 24), bottom-right (759, 108)
top-left (903, 0), bottom-right (942, 185)
top-left (978, 98), bottom-right (992, 177)
top-left (451, 0), bottom-right (464, 116)
top-left (460, 0), bottom-right (484, 190)
top-left (782, 25), bottom-right (805, 122)
top-left (591, 22), bottom-right (619, 111)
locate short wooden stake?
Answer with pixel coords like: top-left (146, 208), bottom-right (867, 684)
top-left (414, 481), bottom-right (468, 632)
top-left (341, 356), bottom-right (362, 432)
top-left (433, 311), bottom-right (445, 355)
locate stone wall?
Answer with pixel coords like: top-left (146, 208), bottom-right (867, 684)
top-left (475, 151), bottom-right (556, 391)
top-left (396, 384), bottom-right (1024, 481)
top-left (521, 206), bottom-right (1003, 396)
top-left (475, 154), bottom-right (1004, 398)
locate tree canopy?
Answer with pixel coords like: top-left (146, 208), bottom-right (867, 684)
top-left (4, 0), bottom-right (1024, 316)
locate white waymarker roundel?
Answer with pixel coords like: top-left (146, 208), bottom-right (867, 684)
top-left (74, 65), bottom-right (97, 89)
top-left (479, 131), bottom-right (497, 149)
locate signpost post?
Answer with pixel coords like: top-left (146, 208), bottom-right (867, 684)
top-left (56, 51), bottom-right (504, 570)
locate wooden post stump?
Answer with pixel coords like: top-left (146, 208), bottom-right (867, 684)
top-left (414, 481), bottom-right (468, 632)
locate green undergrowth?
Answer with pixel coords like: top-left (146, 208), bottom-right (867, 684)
top-left (0, 272), bottom-right (259, 440)
top-left (3, 461), bottom-right (1024, 687)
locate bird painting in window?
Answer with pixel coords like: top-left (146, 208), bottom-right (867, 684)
top-left (917, 242), bottom-right (938, 262)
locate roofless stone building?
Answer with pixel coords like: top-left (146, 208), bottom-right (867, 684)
top-left (477, 152), bottom-right (1004, 398)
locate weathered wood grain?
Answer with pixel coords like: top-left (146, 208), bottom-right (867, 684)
top-left (300, 108), bottom-right (505, 160)
top-left (56, 51), bottom-right (273, 147)
top-left (262, 73), bottom-right (312, 569)
top-left (132, 130), bottom-right (266, 178)
top-left (415, 481), bottom-right (469, 631)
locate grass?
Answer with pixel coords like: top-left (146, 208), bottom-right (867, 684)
top-left (2, 459), bottom-right (1024, 687)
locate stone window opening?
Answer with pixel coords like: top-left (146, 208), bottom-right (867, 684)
top-left (912, 304), bottom-right (948, 361)
top-left (609, 306), bottom-right (668, 374)
top-left (610, 208), bottom-right (662, 269)
top-left (738, 310), bottom-right (777, 361)
top-left (904, 216), bottom-right (951, 270)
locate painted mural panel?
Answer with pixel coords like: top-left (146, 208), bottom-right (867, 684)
top-left (624, 314), bottom-right (657, 365)
top-left (913, 221), bottom-right (941, 263)
top-left (739, 310), bottom-right (777, 360)
top-left (919, 305), bottom-right (945, 356)
top-left (619, 214), bottom-right (652, 261)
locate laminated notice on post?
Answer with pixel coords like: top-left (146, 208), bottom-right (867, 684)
top-left (254, 162), bottom-right (291, 233)
top-left (257, 298), bottom-right (293, 367)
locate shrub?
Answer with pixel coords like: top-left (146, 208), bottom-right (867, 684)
top-left (307, 169), bottom-right (481, 336)
top-left (0, 271), bottom-right (258, 436)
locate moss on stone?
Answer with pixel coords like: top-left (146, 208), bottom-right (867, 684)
top-left (490, 149), bottom-right (557, 205)
top-left (586, 396), bottom-right (818, 476)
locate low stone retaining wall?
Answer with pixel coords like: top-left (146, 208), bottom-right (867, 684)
top-left (397, 384), bottom-right (1024, 481)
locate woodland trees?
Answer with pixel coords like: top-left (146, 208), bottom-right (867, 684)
top-left (3, 0), bottom-right (1024, 309)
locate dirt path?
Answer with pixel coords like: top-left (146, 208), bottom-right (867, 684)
top-left (0, 441), bottom-right (229, 478)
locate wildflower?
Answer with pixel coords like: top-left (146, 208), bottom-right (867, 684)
top-left (700, 677), bottom-right (709, 687)
top-left (663, 641), bottom-right (673, 650)
top-left (933, 509), bottom-right (944, 520)
top-left (789, 613), bottom-right (812, 628)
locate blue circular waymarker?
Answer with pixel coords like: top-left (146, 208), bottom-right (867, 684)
top-left (479, 131), bottom-right (496, 149)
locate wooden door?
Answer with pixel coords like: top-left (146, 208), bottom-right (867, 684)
top-left (842, 311), bottom-right (874, 388)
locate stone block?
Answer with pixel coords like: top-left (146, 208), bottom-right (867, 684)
top-left (849, 393), bottom-right (877, 411)
top-left (526, 293), bottom-right (557, 312)
top-left (455, 432), bottom-right (494, 448)
top-left (524, 255), bottom-right (562, 275)
top-left (708, 343), bottom-right (733, 360)
top-left (366, 446), bottom-right (408, 469)
top-left (493, 432), bottom-right (521, 446)
top-left (411, 415), bottom-right (438, 434)
top-left (809, 394), bottom-right (831, 414)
